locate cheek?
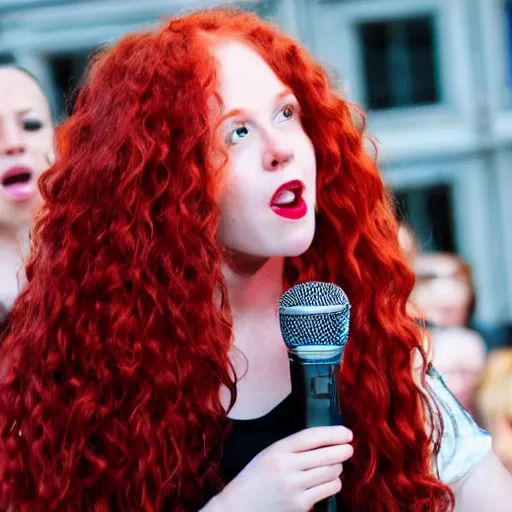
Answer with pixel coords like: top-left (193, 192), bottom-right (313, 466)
top-left (29, 130), bottom-right (54, 175)
top-left (219, 169), bottom-right (252, 220)
top-left (297, 134), bottom-right (316, 175)
top-left (219, 149), bottom-right (262, 214)
top-left (30, 127), bottom-right (53, 147)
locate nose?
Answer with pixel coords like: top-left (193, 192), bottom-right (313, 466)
top-left (262, 131), bottom-right (294, 171)
top-left (1, 119), bottom-right (26, 157)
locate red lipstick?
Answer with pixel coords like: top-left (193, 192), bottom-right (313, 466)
top-left (270, 179), bottom-right (307, 220)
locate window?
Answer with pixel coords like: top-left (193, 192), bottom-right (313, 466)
top-left (394, 183), bottom-right (455, 252)
top-left (0, 53), bottom-right (15, 65)
top-left (48, 52), bottom-right (90, 119)
top-left (358, 15), bottom-right (440, 110)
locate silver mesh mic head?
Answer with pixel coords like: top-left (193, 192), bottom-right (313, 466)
top-left (279, 281), bottom-right (350, 362)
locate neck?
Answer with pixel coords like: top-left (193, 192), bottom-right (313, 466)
top-left (0, 227), bottom-right (31, 259)
top-left (221, 255), bottom-right (293, 418)
top-left (223, 254), bottom-right (285, 318)
top-left (0, 227), bottom-right (30, 316)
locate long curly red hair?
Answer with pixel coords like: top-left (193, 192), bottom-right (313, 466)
top-left (0, 8), bottom-right (454, 511)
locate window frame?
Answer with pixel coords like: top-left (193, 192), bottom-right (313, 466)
top-left (357, 13), bottom-right (442, 112)
top-left (310, 0), bottom-right (476, 160)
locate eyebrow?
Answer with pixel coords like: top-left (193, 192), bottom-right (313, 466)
top-left (17, 108), bottom-right (40, 116)
top-left (217, 88), bottom-right (295, 124)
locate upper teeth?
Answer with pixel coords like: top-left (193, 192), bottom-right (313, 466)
top-left (273, 190), bottom-right (296, 206)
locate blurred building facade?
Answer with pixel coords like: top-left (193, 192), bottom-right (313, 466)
top-left (0, 0), bottom-right (511, 331)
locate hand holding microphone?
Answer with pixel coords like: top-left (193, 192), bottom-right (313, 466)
top-left (206, 426), bottom-right (353, 512)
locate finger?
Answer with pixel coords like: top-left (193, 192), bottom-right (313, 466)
top-left (302, 477), bottom-right (342, 508)
top-left (283, 426), bottom-right (353, 453)
top-left (299, 463), bottom-right (343, 490)
top-left (295, 443), bottom-right (354, 470)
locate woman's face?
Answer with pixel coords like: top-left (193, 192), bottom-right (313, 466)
top-left (412, 254), bottom-right (473, 327)
top-left (212, 41), bottom-right (316, 265)
top-left (0, 68), bottom-right (54, 232)
top-left (432, 328), bottom-right (486, 412)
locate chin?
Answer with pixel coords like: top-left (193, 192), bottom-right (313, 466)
top-left (277, 222), bottom-right (316, 257)
top-left (280, 234), bottom-right (315, 258)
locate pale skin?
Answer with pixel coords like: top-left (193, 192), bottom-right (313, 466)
top-left (201, 41), bottom-right (512, 511)
top-left (411, 253), bottom-right (473, 328)
top-left (432, 327), bottom-right (487, 415)
top-left (0, 67), bottom-right (54, 321)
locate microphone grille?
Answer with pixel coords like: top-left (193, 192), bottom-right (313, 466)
top-left (279, 281), bottom-right (349, 309)
top-left (278, 281), bottom-right (350, 349)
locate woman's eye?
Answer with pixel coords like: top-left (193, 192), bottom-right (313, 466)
top-left (276, 105), bottom-right (296, 123)
top-left (229, 125), bottom-right (249, 145)
top-left (23, 119), bottom-right (43, 132)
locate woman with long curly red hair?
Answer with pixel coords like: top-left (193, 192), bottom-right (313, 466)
top-left (0, 8), bottom-right (510, 512)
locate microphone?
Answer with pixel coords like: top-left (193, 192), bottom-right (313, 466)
top-left (279, 281), bottom-right (351, 512)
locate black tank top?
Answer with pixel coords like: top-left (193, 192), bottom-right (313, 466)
top-left (220, 393), bottom-right (297, 483)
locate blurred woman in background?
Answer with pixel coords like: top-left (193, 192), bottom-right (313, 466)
top-left (0, 63), bottom-right (54, 331)
top-left (411, 252), bottom-right (476, 328)
top-left (431, 326), bottom-right (487, 418)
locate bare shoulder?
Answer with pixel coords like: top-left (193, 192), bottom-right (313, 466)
top-left (453, 450), bottom-right (512, 511)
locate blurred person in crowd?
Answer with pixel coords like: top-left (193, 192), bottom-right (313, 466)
top-left (431, 327), bottom-right (487, 418)
top-left (411, 252), bottom-right (476, 328)
top-left (1, 9), bottom-right (511, 511)
top-left (0, 63), bottom-right (54, 331)
top-left (477, 348), bottom-right (512, 472)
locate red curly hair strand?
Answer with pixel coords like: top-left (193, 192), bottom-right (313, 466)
top-left (0, 8), bottom-right (454, 511)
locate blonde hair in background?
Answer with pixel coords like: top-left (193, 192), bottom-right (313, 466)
top-left (477, 348), bottom-right (512, 424)
top-left (476, 348), bottom-right (512, 470)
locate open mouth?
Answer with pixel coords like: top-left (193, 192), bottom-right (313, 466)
top-left (271, 180), bottom-right (304, 208)
top-left (0, 166), bottom-right (35, 202)
top-left (270, 180), bottom-right (307, 220)
top-left (2, 170), bottom-right (32, 187)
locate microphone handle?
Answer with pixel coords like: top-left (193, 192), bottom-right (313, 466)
top-left (289, 361), bottom-right (343, 512)
top-left (289, 360), bottom-right (341, 427)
